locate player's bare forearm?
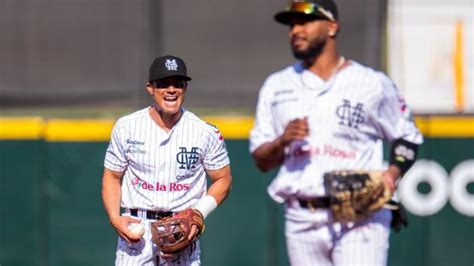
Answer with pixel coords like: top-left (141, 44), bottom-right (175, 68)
top-left (206, 165), bottom-right (232, 205)
top-left (252, 138), bottom-right (286, 172)
top-left (253, 118), bottom-right (309, 172)
top-left (102, 168), bottom-right (141, 242)
top-left (101, 168), bottom-right (124, 222)
top-left (383, 165), bottom-right (402, 193)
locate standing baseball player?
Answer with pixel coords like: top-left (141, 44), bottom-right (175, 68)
top-left (249, 1), bottom-right (423, 265)
top-left (102, 55), bottom-right (232, 265)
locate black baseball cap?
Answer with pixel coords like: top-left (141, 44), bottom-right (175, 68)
top-left (149, 55), bottom-right (192, 82)
top-left (275, 0), bottom-right (339, 25)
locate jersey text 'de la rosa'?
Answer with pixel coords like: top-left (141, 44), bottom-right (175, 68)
top-left (132, 177), bottom-right (190, 192)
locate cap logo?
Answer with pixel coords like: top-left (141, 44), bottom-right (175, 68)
top-left (316, 6), bottom-right (334, 21)
top-left (165, 59), bottom-right (178, 71)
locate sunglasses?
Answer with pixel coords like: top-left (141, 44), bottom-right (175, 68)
top-left (151, 80), bottom-right (186, 89)
top-left (286, 2), bottom-right (335, 21)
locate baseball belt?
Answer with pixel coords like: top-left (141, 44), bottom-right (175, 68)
top-left (129, 209), bottom-right (174, 220)
top-left (298, 196), bottom-right (331, 210)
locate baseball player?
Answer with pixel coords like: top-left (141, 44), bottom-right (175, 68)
top-left (101, 55), bottom-right (232, 265)
top-left (249, 1), bottom-right (423, 265)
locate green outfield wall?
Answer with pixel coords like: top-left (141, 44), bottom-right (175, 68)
top-left (0, 116), bottom-right (473, 266)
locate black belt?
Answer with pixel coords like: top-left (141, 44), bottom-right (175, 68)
top-left (298, 197), bottom-right (331, 210)
top-left (130, 209), bottom-right (173, 220)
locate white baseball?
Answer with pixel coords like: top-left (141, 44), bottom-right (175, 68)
top-left (128, 223), bottom-right (145, 238)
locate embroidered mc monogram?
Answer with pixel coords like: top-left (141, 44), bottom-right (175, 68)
top-left (165, 59), bottom-right (178, 71)
top-left (176, 147), bottom-right (199, 170)
top-left (336, 99), bottom-right (365, 128)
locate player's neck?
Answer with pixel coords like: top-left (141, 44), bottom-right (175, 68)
top-left (305, 50), bottom-right (342, 81)
top-left (149, 106), bottom-right (182, 132)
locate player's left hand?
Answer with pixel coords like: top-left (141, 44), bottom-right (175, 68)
top-left (324, 170), bottom-right (394, 223)
top-left (159, 224), bottom-right (200, 259)
top-left (150, 208), bottom-right (205, 255)
top-left (382, 171), bottom-right (397, 194)
top-left (160, 251), bottom-right (179, 259)
top-left (188, 224), bottom-right (199, 241)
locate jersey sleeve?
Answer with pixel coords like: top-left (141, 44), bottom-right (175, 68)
top-left (103, 122), bottom-right (127, 172)
top-left (249, 77), bottom-right (278, 153)
top-left (203, 126), bottom-right (230, 170)
top-left (369, 73), bottom-right (423, 144)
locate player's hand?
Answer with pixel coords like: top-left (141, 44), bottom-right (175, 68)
top-left (158, 224), bottom-right (198, 260)
top-left (160, 251), bottom-right (177, 259)
top-left (382, 171), bottom-right (397, 194)
top-left (110, 215), bottom-right (142, 243)
top-left (280, 117), bottom-right (309, 146)
top-left (188, 224), bottom-right (199, 241)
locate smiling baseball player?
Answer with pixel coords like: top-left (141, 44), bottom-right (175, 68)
top-left (249, 1), bottom-right (423, 265)
top-left (101, 55), bottom-right (232, 265)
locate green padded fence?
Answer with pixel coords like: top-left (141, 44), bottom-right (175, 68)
top-left (0, 116), bottom-right (473, 266)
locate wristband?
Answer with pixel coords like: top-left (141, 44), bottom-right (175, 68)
top-left (194, 195), bottom-right (218, 219)
top-left (389, 139), bottom-right (419, 176)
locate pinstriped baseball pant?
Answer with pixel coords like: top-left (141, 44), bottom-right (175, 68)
top-left (285, 202), bottom-right (392, 266)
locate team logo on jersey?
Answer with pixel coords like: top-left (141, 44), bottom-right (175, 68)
top-left (336, 99), bottom-right (365, 128)
top-left (165, 59), bottom-right (178, 71)
top-left (176, 147), bottom-right (199, 170)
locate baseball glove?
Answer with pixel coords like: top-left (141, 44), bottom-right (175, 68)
top-left (150, 208), bottom-right (205, 255)
top-left (323, 170), bottom-right (393, 223)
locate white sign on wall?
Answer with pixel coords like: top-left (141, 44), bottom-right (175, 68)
top-left (398, 159), bottom-right (474, 217)
top-left (387, 0), bottom-right (473, 113)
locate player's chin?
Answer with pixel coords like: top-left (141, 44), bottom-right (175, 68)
top-left (291, 46), bottom-right (308, 57)
top-left (165, 101), bottom-right (185, 113)
top-left (161, 107), bottom-right (180, 116)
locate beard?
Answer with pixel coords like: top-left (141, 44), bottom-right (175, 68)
top-left (291, 37), bottom-right (327, 60)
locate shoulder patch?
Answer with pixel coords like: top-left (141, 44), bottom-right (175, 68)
top-left (206, 122), bottom-right (224, 141)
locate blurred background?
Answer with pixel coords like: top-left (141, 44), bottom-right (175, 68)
top-left (1, 0), bottom-right (472, 114)
top-left (0, 0), bottom-right (473, 265)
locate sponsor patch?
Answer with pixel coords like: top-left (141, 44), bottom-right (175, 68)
top-left (131, 177), bottom-right (190, 192)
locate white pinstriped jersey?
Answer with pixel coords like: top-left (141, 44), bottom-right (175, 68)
top-left (104, 107), bottom-right (229, 211)
top-left (250, 60), bottom-right (423, 203)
